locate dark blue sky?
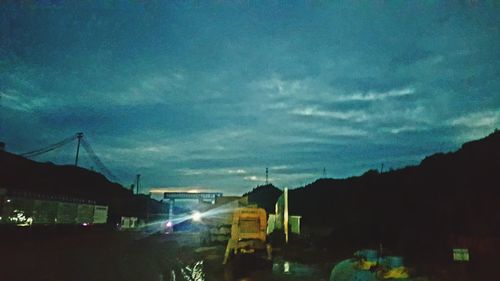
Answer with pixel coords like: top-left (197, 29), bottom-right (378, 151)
top-left (1, 1), bottom-right (499, 195)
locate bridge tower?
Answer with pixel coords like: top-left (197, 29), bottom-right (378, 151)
top-left (74, 132), bottom-right (83, 166)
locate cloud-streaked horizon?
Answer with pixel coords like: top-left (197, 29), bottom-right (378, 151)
top-left (1, 1), bottom-right (499, 195)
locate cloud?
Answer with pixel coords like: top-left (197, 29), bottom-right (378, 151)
top-left (316, 126), bottom-right (368, 137)
top-left (290, 106), bottom-right (369, 122)
top-left (270, 165), bottom-right (289, 171)
top-left (385, 126), bottom-right (425, 135)
top-left (331, 87), bottom-right (415, 102)
top-left (1, 1), bottom-right (499, 195)
top-left (446, 110), bottom-right (500, 143)
top-left (252, 76), bottom-right (306, 96)
top-left (228, 169), bottom-right (247, 175)
top-left (177, 167), bottom-right (248, 177)
top-left (1, 89), bottom-right (55, 112)
top-left (450, 110), bottom-right (500, 128)
top-left (243, 175), bottom-right (268, 182)
top-left (177, 169), bottom-right (207, 176)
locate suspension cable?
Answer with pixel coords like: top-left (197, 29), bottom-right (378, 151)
top-left (80, 138), bottom-right (119, 182)
top-left (20, 132), bottom-right (120, 183)
top-left (20, 134), bottom-right (77, 158)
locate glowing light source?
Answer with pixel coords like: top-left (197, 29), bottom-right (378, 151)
top-left (8, 210), bottom-right (33, 226)
top-left (166, 221), bottom-right (173, 227)
top-left (6, 199), bottom-right (11, 203)
top-left (82, 223), bottom-right (89, 226)
top-left (192, 211), bottom-right (202, 222)
top-left (284, 261), bottom-right (291, 273)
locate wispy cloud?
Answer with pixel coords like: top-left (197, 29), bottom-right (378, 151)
top-left (450, 110), bottom-right (500, 128)
top-left (331, 87), bottom-right (415, 102)
top-left (253, 76), bottom-right (306, 97)
top-left (270, 165), bottom-right (289, 171)
top-left (290, 106), bottom-right (369, 122)
top-left (316, 126), bottom-right (368, 137)
top-left (177, 169), bottom-right (207, 176)
top-left (228, 169), bottom-right (247, 175)
top-left (383, 125), bottom-right (427, 134)
top-left (1, 90), bottom-right (51, 112)
top-left (177, 168), bottom-right (250, 177)
top-left (2, 1), bottom-right (498, 194)
top-left (447, 110), bottom-right (500, 143)
top-left (244, 175), bottom-right (268, 182)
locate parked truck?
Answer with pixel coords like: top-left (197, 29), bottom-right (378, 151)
top-left (223, 207), bottom-right (272, 264)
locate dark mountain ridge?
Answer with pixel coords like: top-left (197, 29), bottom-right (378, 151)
top-left (288, 130), bottom-right (499, 226)
top-left (247, 130), bottom-right (500, 264)
top-left (0, 150), bottom-right (167, 221)
top-left (0, 150), bottom-right (131, 203)
top-left (244, 184), bottom-right (282, 214)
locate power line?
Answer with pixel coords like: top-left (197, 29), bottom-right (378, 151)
top-left (20, 132), bottom-right (120, 183)
top-left (20, 135), bottom-right (76, 158)
top-left (80, 138), bottom-right (118, 182)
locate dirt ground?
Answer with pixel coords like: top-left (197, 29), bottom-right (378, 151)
top-left (0, 226), bottom-right (491, 281)
top-left (0, 226), bottom-right (330, 281)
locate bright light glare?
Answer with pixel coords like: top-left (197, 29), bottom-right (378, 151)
top-left (284, 261), bottom-right (291, 273)
top-left (166, 221), bottom-right (173, 227)
top-left (192, 211), bottom-right (202, 222)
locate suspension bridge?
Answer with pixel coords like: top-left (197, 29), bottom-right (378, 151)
top-left (19, 132), bottom-right (120, 183)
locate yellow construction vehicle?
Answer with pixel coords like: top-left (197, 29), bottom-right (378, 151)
top-left (222, 207), bottom-right (272, 264)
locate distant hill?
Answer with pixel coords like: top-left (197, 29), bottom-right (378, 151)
top-left (246, 130), bottom-right (500, 261)
top-left (0, 150), bottom-right (131, 203)
top-left (0, 150), bottom-right (167, 221)
top-left (243, 184), bottom-right (282, 214)
top-left (287, 130), bottom-right (499, 228)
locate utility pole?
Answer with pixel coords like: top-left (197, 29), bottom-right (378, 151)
top-left (323, 167), bottom-right (326, 178)
top-left (135, 174), bottom-right (141, 195)
top-left (74, 132), bottom-right (83, 166)
top-left (380, 163), bottom-right (384, 173)
top-left (265, 167), bottom-right (269, 185)
top-left (284, 187), bottom-right (289, 243)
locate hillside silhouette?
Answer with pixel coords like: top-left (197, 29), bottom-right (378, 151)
top-left (0, 151), bottom-right (166, 221)
top-left (0, 150), bottom-right (130, 202)
top-left (247, 130), bottom-right (500, 272)
top-left (290, 130), bottom-right (499, 233)
top-left (243, 184), bottom-right (282, 214)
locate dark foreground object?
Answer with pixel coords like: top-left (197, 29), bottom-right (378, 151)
top-left (0, 226), bottom-right (331, 281)
top-left (0, 226), bottom-right (493, 281)
top-left (0, 226), bottom-right (186, 281)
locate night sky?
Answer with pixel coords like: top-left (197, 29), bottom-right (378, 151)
top-left (1, 1), bottom-right (499, 195)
